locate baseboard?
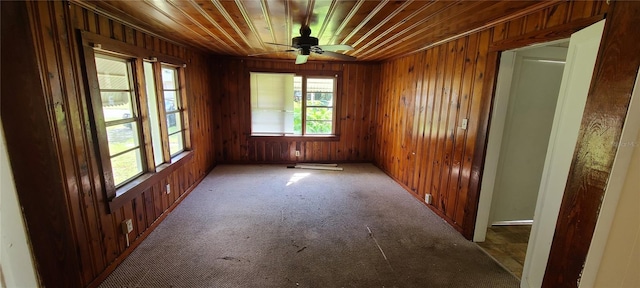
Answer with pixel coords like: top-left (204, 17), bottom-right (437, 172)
top-left (492, 220), bottom-right (534, 226)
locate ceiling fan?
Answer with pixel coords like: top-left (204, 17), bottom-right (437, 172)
top-left (253, 26), bottom-right (356, 64)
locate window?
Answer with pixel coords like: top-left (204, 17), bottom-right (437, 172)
top-left (250, 72), bottom-right (337, 136)
top-left (81, 31), bottom-right (190, 204)
top-left (95, 54), bottom-right (144, 186)
top-left (144, 61), bottom-right (165, 167)
top-left (161, 66), bottom-right (185, 155)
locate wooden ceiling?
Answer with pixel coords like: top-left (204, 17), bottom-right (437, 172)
top-left (72, 0), bottom-right (559, 62)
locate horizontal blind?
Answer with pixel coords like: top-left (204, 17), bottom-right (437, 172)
top-left (250, 72), bottom-right (295, 135)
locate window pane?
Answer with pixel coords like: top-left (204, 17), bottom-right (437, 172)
top-left (162, 67), bottom-right (177, 90)
top-left (106, 122), bottom-right (140, 156)
top-left (164, 91), bottom-right (178, 112)
top-left (166, 112), bottom-right (182, 135)
top-left (307, 92), bottom-right (334, 106)
top-left (168, 133), bottom-right (184, 156)
top-left (95, 56), bottom-right (130, 90)
top-left (144, 62), bottom-right (164, 166)
top-left (306, 107), bottom-right (333, 120)
top-left (293, 77), bottom-right (302, 135)
top-left (101, 92), bottom-right (134, 122)
top-left (306, 107), bottom-right (333, 135)
top-left (306, 78), bottom-right (334, 106)
top-left (305, 121), bottom-right (333, 135)
top-left (111, 149), bottom-right (143, 186)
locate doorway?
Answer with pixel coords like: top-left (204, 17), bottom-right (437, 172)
top-left (474, 20), bottom-right (606, 287)
top-left (476, 42), bottom-right (569, 279)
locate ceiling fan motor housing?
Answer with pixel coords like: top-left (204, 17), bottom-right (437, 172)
top-left (292, 36), bottom-right (319, 55)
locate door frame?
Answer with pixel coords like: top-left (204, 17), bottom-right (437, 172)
top-left (473, 19), bottom-right (607, 287)
top-left (474, 39), bottom-right (570, 242)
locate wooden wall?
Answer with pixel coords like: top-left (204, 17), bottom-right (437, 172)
top-left (1, 1), bottom-right (216, 287)
top-left (373, 1), bottom-right (607, 238)
top-left (212, 58), bottom-right (380, 163)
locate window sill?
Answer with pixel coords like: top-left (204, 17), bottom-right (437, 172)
top-left (108, 151), bottom-right (193, 212)
top-left (249, 135), bottom-right (340, 142)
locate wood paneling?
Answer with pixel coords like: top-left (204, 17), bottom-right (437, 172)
top-left (1, 1), bottom-right (83, 286)
top-left (373, 1), bottom-right (606, 238)
top-left (69, 0), bottom-right (568, 62)
top-left (212, 58), bottom-right (380, 163)
top-left (544, 1), bottom-right (640, 286)
top-left (1, 1), bottom-right (216, 287)
top-left (4, 0), bottom-right (630, 287)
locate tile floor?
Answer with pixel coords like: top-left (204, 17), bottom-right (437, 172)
top-left (477, 225), bottom-right (532, 279)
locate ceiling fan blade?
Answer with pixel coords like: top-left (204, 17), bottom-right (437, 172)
top-left (316, 44), bottom-right (354, 51)
top-left (265, 42), bottom-right (294, 48)
top-left (249, 50), bottom-right (296, 57)
top-left (295, 54), bottom-right (309, 65)
top-left (320, 51), bottom-right (356, 61)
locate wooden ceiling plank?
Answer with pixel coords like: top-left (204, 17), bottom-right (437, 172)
top-left (285, 0), bottom-right (292, 47)
top-left (259, 0), bottom-right (278, 44)
top-left (339, 0), bottom-right (390, 45)
top-left (234, 0), bottom-right (270, 51)
top-left (356, 0), bottom-right (460, 59)
top-left (288, 0), bottom-right (309, 31)
top-left (264, 0), bottom-right (292, 47)
top-left (317, 0), bottom-right (360, 45)
top-left (163, 0), bottom-right (241, 55)
top-left (383, 0), bottom-right (562, 61)
top-left (327, 0), bottom-right (367, 45)
top-left (210, 0), bottom-right (265, 51)
top-left (304, 0), bottom-right (316, 27)
top-left (74, 0), bottom-right (570, 61)
top-left (327, 0), bottom-right (383, 46)
top-left (348, 0), bottom-right (417, 47)
top-left (72, 0), bottom-right (212, 53)
top-left (142, 0), bottom-right (233, 54)
top-left (363, 0), bottom-right (530, 60)
top-left (316, 0), bottom-right (340, 40)
top-left (184, 0), bottom-right (250, 54)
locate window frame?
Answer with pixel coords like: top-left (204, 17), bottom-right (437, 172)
top-left (93, 53), bottom-right (146, 186)
top-left (248, 69), bottom-right (342, 140)
top-left (80, 31), bottom-right (192, 211)
top-left (299, 75), bottom-right (337, 136)
top-left (159, 64), bottom-right (189, 157)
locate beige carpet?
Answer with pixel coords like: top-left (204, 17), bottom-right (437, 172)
top-left (99, 164), bottom-right (518, 288)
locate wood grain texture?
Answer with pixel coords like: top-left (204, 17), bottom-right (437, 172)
top-left (69, 0), bottom-right (568, 62)
top-left (543, 1), bottom-right (640, 287)
top-left (1, 1), bottom-right (83, 286)
top-left (212, 58), bottom-right (380, 163)
top-left (2, 2), bottom-right (217, 287)
top-left (373, 1), bottom-right (606, 238)
top-left (4, 0), bottom-right (622, 287)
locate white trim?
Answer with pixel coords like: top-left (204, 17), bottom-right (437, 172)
top-left (492, 220), bottom-right (534, 226)
top-left (473, 51), bottom-right (516, 242)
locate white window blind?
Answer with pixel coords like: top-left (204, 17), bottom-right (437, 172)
top-left (250, 72), bottom-right (296, 135)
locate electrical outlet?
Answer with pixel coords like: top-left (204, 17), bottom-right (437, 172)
top-left (461, 118), bottom-right (468, 130)
top-left (166, 184), bottom-right (171, 194)
top-left (295, 150), bottom-right (301, 157)
top-left (122, 219), bottom-right (133, 234)
top-left (425, 194), bottom-right (433, 205)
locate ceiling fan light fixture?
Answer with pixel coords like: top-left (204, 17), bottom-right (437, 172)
top-left (258, 25), bottom-right (356, 64)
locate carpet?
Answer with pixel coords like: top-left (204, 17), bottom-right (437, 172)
top-left (99, 164), bottom-right (518, 288)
